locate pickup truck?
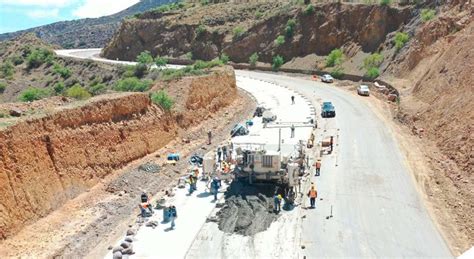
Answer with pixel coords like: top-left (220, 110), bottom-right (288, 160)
top-left (321, 101), bottom-right (336, 118)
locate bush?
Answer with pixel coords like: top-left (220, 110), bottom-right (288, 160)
top-left (285, 19), bottom-right (297, 38)
top-left (326, 49), bottom-right (344, 67)
top-left (193, 59), bottom-right (223, 70)
top-left (9, 55), bottom-right (23, 66)
top-left (19, 87), bottom-right (50, 102)
top-left (272, 55), bottom-right (284, 71)
top-left (394, 32), bottom-right (410, 51)
top-left (365, 67), bottom-right (380, 79)
top-left (304, 4), bottom-right (315, 15)
top-left (151, 90), bottom-right (174, 111)
top-left (274, 35), bottom-right (286, 47)
top-left (134, 63), bottom-right (148, 78)
top-left (0, 61), bottom-right (14, 78)
top-left (220, 54), bottom-right (229, 64)
top-left (233, 26), bottom-right (245, 41)
top-left (114, 77), bottom-right (152, 92)
top-left (330, 66), bottom-right (344, 79)
top-left (380, 0), bottom-right (391, 5)
top-left (0, 82), bottom-right (6, 93)
top-left (186, 52), bottom-right (193, 60)
top-left (53, 82), bottom-right (65, 94)
top-left (155, 56), bottom-right (168, 67)
top-left (121, 65), bottom-right (136, 78)
top-left (255, 10), bottom-right (263, 19)
top-left (195, 24), bottom-right (206, 37)
top-left (26, 48), bottom-right (54, 69)
top-left (136, 51), bottom-right (154, 67)
top-left (66, 84), bottom-right (91, 100)
top-left (89, 83), bottom-right (107, 95)
top-left (363, 53), bottom-right (384, 70)
top-left (249, 52), bottom-right (259, 67)
top-left (421, 9), bottom-right (436, 22)
top-left (52, 63), bottom-right (72, 79)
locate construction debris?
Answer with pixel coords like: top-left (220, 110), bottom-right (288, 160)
top-left (138, 162), bottom-right (161, 173)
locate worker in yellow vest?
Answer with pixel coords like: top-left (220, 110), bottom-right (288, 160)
top-left (307, 186), bottom-right (318, 209)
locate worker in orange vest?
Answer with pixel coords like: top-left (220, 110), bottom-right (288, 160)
top-left (314, 159), bottom-right (321, 176)
top-left (307, 186), bottom-right (318, 209)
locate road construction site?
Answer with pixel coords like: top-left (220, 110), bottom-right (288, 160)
top-left (57, 49), bottom-right (451, 258)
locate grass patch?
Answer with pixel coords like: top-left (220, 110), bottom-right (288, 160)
top-left (0, 61), bottom-right (14, 78)
top-left (26, 47), bottom-right (54, 69)
top-left (52, 63), bottom-right (72, 79)
top-left (115, 77), bottom-right (152, 92)
top-left (233, 26), bottom-right (245, 41)
top-left (151, 90), bottom-right (174, 111)
top-left (0, 82), bottom-right (6, 93)
top-left (304, 4), bottom-right (315, 15)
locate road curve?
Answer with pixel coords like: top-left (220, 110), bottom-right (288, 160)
top-left (57, 49), bottom-right (452, 258)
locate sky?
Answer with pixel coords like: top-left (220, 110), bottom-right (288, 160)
top-left (0, 0), bottom-right (140, 33)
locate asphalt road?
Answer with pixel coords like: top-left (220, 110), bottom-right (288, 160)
top-left (57, 49), bottom-right (452, 258)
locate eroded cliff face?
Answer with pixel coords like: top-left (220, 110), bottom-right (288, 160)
top-left (0, 67), bottom-right (236, 239)
top-left (102, 3), bottom-right (413, 63)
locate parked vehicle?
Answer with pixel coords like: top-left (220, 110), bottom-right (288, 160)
top-left (321, 101), bottom-right (336, 118)
top-left (321, 74), bottom-right (334, 83)
top-left (357, 85), bottom-right (370, 96)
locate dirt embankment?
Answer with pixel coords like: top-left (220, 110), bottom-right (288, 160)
top-left (380, 4), bottom-right (473, 253)
top-left (0, 67), bottom-right (237, 240)
top-left (102, 3), bottom-right (412, 64)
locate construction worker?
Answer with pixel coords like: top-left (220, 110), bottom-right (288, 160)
top-left (188, 175), bottom-right (197, 194)
top-left (330, 136), bottom-right (334, 153)
top-left (314, 159), bottom-right (321, 176)
top-left (169, 205), bottom-right (177, 229)
top-left (307, 186), bottom-right (318, 209)
top-left (208, 130), bottom-right (212, 145)
top-left (291, 95), bottom-right (295, 104)
top-left (211, 177), bottom-right (221, 201)
top-left (222, 145), bottom-right (228, 160)
top-left (217, 147), bottom-right (222, 162)
top-left (291, 124), bottom-right (295, 138)
top-left (274, 194), bottom-right (283, 212)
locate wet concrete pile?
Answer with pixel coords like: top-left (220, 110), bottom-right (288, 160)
top-left (216, 181), bottom-right (279, 236)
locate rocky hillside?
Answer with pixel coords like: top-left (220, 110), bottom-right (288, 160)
top-left (103, 2), bottom-right (413, 66)
top-left (0, 0), bottom-right (176, 49)
top-left (0, 34), bottom-right (122, 104)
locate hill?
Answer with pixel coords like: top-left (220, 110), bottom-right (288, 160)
top-left (0, 0), bottom-right (176, 49)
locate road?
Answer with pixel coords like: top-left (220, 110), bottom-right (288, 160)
top-left (57, 49), bottom-right (452, 258)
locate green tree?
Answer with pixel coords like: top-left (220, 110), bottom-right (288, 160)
top-left (151, 90), bottom-right (174, 111)
top-left (136, 51), bottom-right (154, 67)
top-left (0, 61), bottom-right (14, 78)
top-left (365, 67), bottom-right (380, 79)
top-left (66, 84), bottom-right (91, 100)
top-left (326, 49), bottom-right (344, 67)
top-left (330, 66), bottom-right (344, 79)
top-left (380, 0), bottom-right (391, 6)
top-left (155, 56), bottom-right (168, 67)
top-left (394, 32), bottom-right (410, 51)
top-left (285, 19), bottom-right (297, 38)
top-left (304, 4), bottom-right (315, 15)
top-left (19, 87), bottom-right (50, 102)
top-left (274, 35), bottom-right (286, 47)
top-left (421, 9), bottom-right (436, 22)
top-left (249, 52), bottom-right (259, 67)
top-left (272, 55), bottom-right (284, 71)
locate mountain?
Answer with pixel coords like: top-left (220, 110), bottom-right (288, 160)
top-left (0, 0), bottom-right (176, 49)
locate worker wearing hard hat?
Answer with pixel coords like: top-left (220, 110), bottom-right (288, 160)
top-left (307, 186), bottom-right (318, 209)
top-left (274, 193), bottom-right (283, 213)
top-left (314, 159), bottom-right (322, 176)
